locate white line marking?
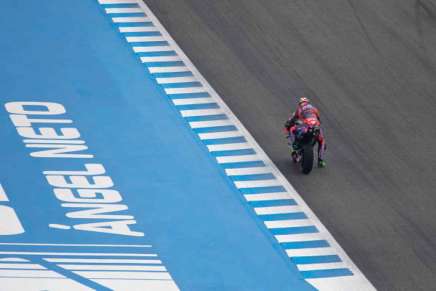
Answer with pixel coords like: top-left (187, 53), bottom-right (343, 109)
top-left (233, 179), bottom-right (280, 189)
top-left (75, 271), bottom-right (171, 280)
top-left (119, 26), bottom-right (158, 33)
top-left (0, 243), bottom-right (151, 247)
top-left (216, 155), bottom-right (261, 164)
top-left (198, 131), bottom-right (240, 140)
top-left (0, 184), bottom-right (8, 202)
top-left (165, 87), bottom-right (206, 94)
top-left (59, 264), bottom-right (167, 271)
top-left (275, 233), bottom-right (324, 243)
top-left (0, 258), bottom-right (28, 262)
top-left (45, 258), bottom-right (162, 264)
top-left (126, 36), bottom-right (165, 43)
top-left (172, 98), bottom-right (213, 106)
top-left (140, 56), bottom-right (181, 63)
top-left (105, 8), bottom-right (143, 14)
top-left (133, 46), bottom-right (172, 53)
top-left (180, 108), bottom-right (223, 117)
top-left (112, 17), bottom-right (149, 23)
top-left (0, 269), bottom-right (63, 278)
top-left (156, 76), bottom-right (197, 84)
top-left (0, 264), bottom-right (46, 270)
top-left (297, 262), bottom-right (347, 271)
top-left (226, 167), bottom-right (271, 176)
top-left (206, 143), bottom-right (251, 151)
top-left (0, 252), bottom-right (157, 257)
top-left (254, 205), bottom-right (300, 215)
top-left (244, 192), bottom-right (291, 202)
top-left (264, 219), bottom-right (313, 228)
top-left (148, 66), bottom-right (190, 73)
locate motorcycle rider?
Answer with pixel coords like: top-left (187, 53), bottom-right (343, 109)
top-left (284, 97), bottom-right (326, 168)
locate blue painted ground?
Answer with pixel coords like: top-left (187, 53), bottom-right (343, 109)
top-left (0, 1), bottom-right (313, 290)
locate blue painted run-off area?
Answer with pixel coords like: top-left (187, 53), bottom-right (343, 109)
top-left (0, 1), bottom-right (314, 290)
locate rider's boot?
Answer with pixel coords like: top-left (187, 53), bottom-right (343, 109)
top-left (318, 158), bottom-right (326, 168)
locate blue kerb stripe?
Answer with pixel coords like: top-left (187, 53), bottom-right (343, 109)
top-left (194, 126), bottom-right (237, 133)
top-left (239, 186), bottom-right (286, 194)
top-left (143, 61), bottom-right (184, 67)
top-left (202, 137), bottom-right (246, 145)
top-left (211, 148), bottom-right (256, 157)
top-left (301, 268), bottom-right (353, 279)
top-left (249, 199), bottom-right (296, 208)
top-left (101, 4), bottom-right (140, 8)
top-left (115, 22), bottom-right (154, 27)
top-left (168, 92), bottom-right (210, 99)
top-left (161, 82), bottom-right (202, 88)
top-left (260, 212), bottom-right (307, 220)
top-left (220, 161), bottom-right (266, 169)
top-left (152, 71), bottom-right (194, 78)
top-left (176, 103), bottom-right (219, 110)
top-left (281, 240), bottom-right (330, 249)
top-left (129, 41), bottom-right (168, 46)
top-left (230, 173), bottom-right (275, 180)
top-left (184, 114), bottom-right (228, 122)
top-left (270, 225), bottom-right (319, 235)
top-left (137, 51), bottom-right (177, 57)
top-left (123, 31), bottom-right (162, 37)
top-left (291, 255), bottom-right (342, 265)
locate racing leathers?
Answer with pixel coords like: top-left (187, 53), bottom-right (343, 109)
top-left (284, 102), bottom-right (326, 164)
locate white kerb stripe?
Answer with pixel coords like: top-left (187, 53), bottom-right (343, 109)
top-left (126, 36), bottom-right (165, 43)
top-left (264, 219), bottom-right (314, 229)
top-left (105, 8), bottom-right (143, 14)
top-left (165, 87), bottom-right (206, 95)
top-left (216, 155), bottom-right (260, 164)
top-left (172, 98), bottom-right (213, 106)
top-left (286, 248), bottom-right (337, 257)
top-left (59, 264), bottom-right (167, 271)
top-left (133, 46), bottom-right (172, 53)
top-left (180, 109), bottom-right (223, 117)
top-left (243, 192), bottom-right (290, 201)
top-left (99, 0), bottom-right (137, 3)
top-left (198, 131), bottom-right (240, 140)
top-left (0, 258), bottom-right (28, 262)
top-left (112, 17), bottom-right (150, 23)
top-left (148, 66), bottom-right (190, 73)
top-left (206, 143), bottom-right (251, 151)
top-left (156, 76), bottom-right (197, 84)
top-left (275, 233), bottom-right (323, 243)
top-left (233, 180), bottom-right (280, 189)
top-left (76, 271), bottom-right (171, 280)
top-left (140, 56), bottom-right (181, 63)
top-left (119, 26), bottom-right (158, 33)
top-left (254, 205), bottom-right (300, 215)
top-left (0, 251), bottom-right (157, 257)
top-left (189, 120), bottom-right (233, 129)
top-left (226, 167), bottom-right (270, 176)
top-left (297, 262), bottom-right (348, 271)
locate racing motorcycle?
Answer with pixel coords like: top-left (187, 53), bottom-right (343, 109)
top-left (291, 125), bottom-right (321, 175)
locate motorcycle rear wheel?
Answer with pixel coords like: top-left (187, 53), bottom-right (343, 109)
top-left (301, 145), bottom-right (314, 174)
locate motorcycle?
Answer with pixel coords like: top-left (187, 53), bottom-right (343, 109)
top-left (291, 126), bottom-right (321, 174)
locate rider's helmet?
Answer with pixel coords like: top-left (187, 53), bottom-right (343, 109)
top-left (299, 97), bottom-right (310, 105)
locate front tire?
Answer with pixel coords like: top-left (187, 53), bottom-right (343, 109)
top-left (301, 145), bottom-right (314, 174)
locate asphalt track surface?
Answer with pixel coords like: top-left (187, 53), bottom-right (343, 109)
top-left (142, 0), bottom-right (436, 290)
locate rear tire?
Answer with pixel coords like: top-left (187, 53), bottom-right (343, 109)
top-left (301, 145), bottom-right (314, 174)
